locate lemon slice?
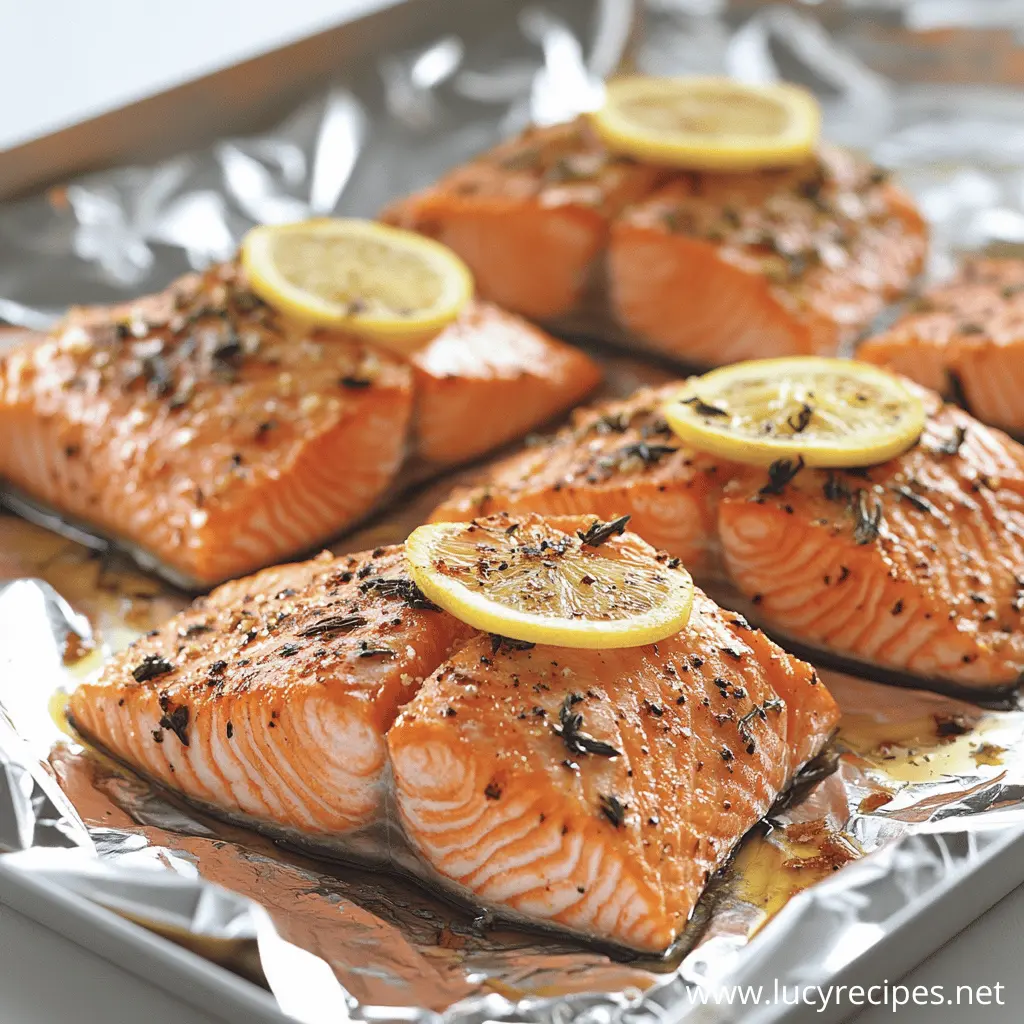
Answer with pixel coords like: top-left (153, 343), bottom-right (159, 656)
top-left (662, 358), bottom-right (926, 468)
top-left (405, 514), bottom-right (694, 649)
top-left (240, 218), bottom-right (474, 353)
top-left (590, 76), bottom-right (820, 172)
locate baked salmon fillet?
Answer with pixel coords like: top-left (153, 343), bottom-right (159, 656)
top-left (609, 148), bottom-right (927, 366)
top-left (433, 389), bottom-right (1024, 692)
top-left (433, 384), bottom-right (723, 569)
top-left (68, 546), bottom-right (476, 837)
top-left (382, 119), bottom-right (668, 321)
top-left (69, 513), bottom-right (838, 951)
top-left (0, 263), bottom-right (599, 587)
top-left (384, 118), bottom-right (926, 365)
top-left (388, 576), bottom-right (837, 951)
top-left (858, 259), bottom-right (1024, 434)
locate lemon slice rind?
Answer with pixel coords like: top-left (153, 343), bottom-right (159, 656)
top-left (240, 218), bottom-right (474, 352)
top-left (590, 76), bottom-right (821, 172)
top-left (662, 357), bottom-right (926, 468)
top-left (405, 519), bottom-right (694, 649)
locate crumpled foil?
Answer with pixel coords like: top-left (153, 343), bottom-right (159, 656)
top-left (3, 1), bottom-right (1024, 1023)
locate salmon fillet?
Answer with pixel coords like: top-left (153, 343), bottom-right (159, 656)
top-left (431, 387), bottom-right (1024, 691)
top-left (609, 147), bottom-right (927, 366)
top-left (388, 585), bottom-right (837, 952)
top-left (68, 546), bottom-right (476, 836)
top-left (431, 384), bottom-right (723, 568)
top-left (0, 265), bottom-right (599, 587)
top-left (382, 119), bottom-right (667, 321)
top-left (385, 121), bottom-right (925, 366)
top-left (858, 259), bottom-right (1024, 434)
top-left (717, 398), bottom-right (1024, 689)
top-left (409, 301), bottom-right (601, 465)
top-left (69, 513), bottom-right (838, 951)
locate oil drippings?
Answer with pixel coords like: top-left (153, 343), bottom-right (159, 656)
top-left (732, 820), bottom-right (859, 936)
top-left (839, 710), bottom-right (1009, 782)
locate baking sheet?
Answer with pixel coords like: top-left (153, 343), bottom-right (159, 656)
top-left (4, 1), bottom-right (1024, 1023)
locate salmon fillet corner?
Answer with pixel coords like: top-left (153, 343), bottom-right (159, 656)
top-left (67, 546), bottom-right (476, 836)
top-left (858, 258), bottom-right (1024, 435)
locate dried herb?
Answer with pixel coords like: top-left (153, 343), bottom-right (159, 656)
top-left (760, 456), bottom-right (805, 496)
top-left (131, 654), bottom-right (174, 683)
top-left (212, 339), bottom-right (244, 367)
top-left (359, 577), bottom-right (439, 611)
top-left (935, 425), bottom-right (967, 457)
top-left (893, 485), bottom-right (937, 516)
top-left (577, 514), bottom-right (630, 548)
top-left (158, 704), bottom-right (190, 747)
top-left (554, 694), bottom-right (622, 758)
top-left (357, 642), bottom-right (395, 659)
top-left (737, 697), bottom-right (784, 753)
top-left (278, 643), bottom-right (301, 657)
top-left (786, 402), bottom-right (813, 434)
top-left (617, 441), bottom-right (679, 467)
top-left (682, 396), bottom-right (728, 418)
top-left (598, 793), bottom-right (626, 828)
top-left (298, 614), bottom-right (367, 638)
top-left (490, 634), bottom-right (537, 655)
top-left (823, 472), bottom-right (851, 503)
top-left (853, 490), bottom-right (884, 545)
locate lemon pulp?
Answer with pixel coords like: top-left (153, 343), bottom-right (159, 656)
top-left (240, 218), bottom-right (473, 354)
top-left (405, 514), bottom-right (694, 649)
top-left (662, 357), bottom-right (926, 468)
top-left (590, 76), bottom-right (821, 172)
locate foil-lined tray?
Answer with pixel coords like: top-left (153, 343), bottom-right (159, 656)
top-left (3, 2), bottom-right (1024, 1023)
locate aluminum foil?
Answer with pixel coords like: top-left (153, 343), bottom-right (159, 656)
top-left (4, 1), bottom-right (1024, 1022)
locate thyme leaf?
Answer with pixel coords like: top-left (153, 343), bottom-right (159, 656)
top-left (852, 490), bottom-right (884, 545)
top-left (553, 694), bottom-right (622, 758)
top-left (598, 793), bottom-right (626, 828)
top-left (682, 396), bottom-right (729, 417)
top-left (760, 456), bottom-right (805, 496)
top-left (577, 514), bottom-right (631, 548)
top-left (131, 654), bottom-right (174, 683)
top-left (298, 614), bottom-right (367, 638)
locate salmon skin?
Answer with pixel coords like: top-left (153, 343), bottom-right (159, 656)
top-left (384, 118), bottom-right (926, 367)
top-left (859, 259), bottom-right (1024, 435)
top-left (68, 513), bottom-right (838, 952)
top-left (433, 387), bottom-right (1024, 693)
top-left (0, 263), bottom-right (599, 588)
